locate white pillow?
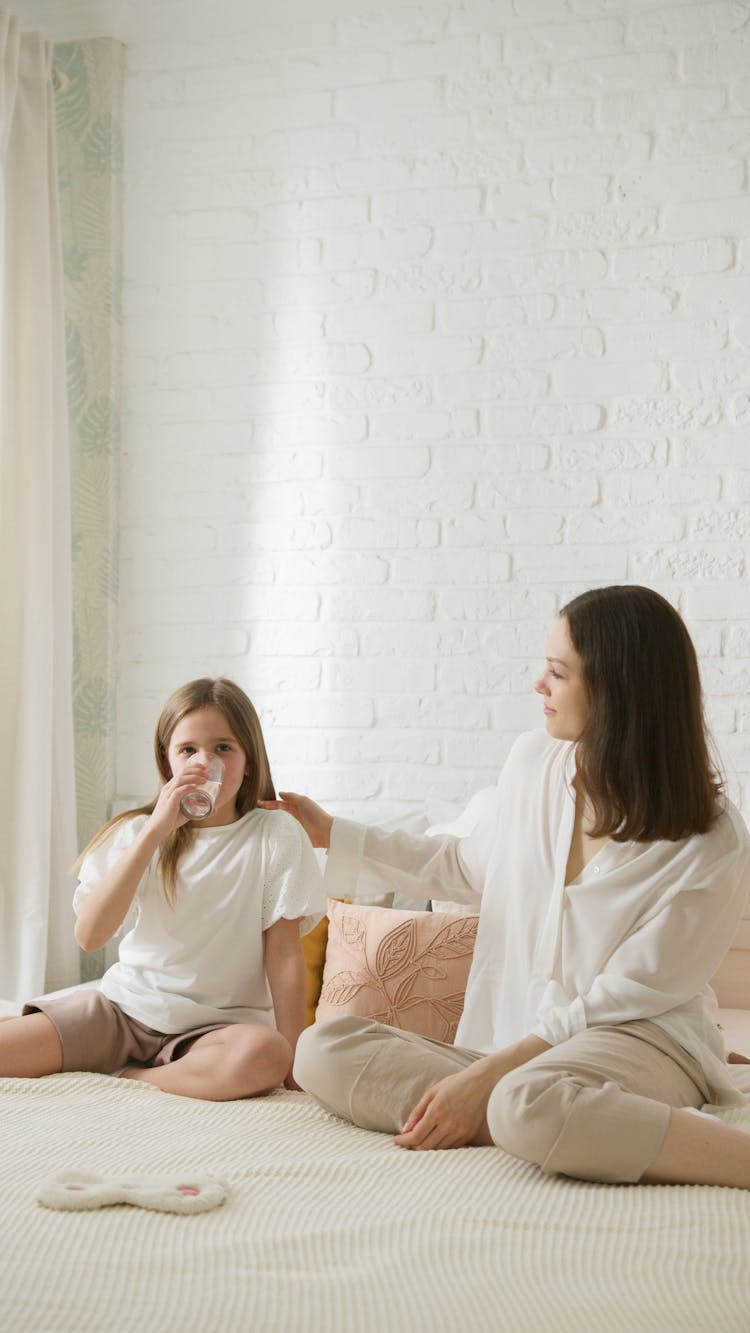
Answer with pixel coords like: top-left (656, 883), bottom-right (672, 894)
top-left (425, 786), bottom-right (496, 839)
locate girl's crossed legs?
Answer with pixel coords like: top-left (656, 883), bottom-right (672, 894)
top-left (120, 1024), bottom-right (291, 1100)
top-left (295, 1016), bottom-right (750, 1187)
top-left (0, 990), bottom-right (290, 1101)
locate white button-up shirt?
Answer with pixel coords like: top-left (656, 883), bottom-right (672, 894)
top-left (326, 730), bottom-right (750, 1104)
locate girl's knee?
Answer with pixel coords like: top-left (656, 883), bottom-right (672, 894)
top-left (258, 1028), bottom-right (293, 1087)
top-left (226, 1025), bottom-right (291, 1091)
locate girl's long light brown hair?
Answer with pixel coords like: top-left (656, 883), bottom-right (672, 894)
top-left (77, 678), bottom-right (276, 902)
top-left (562, 586), bottom-right (722, 842)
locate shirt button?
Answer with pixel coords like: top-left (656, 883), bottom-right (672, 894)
top-left (594, 866), bottom-right (600, 874)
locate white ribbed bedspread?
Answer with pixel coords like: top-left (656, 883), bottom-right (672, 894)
top-left (1, 1064), bottom-right (749, 1333)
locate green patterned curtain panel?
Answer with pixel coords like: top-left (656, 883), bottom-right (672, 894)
top-left (54, 38), bottom-right (124, 980)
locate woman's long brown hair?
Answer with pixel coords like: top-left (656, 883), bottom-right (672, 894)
top-left (562, 586), bottom-right (722, 842)
top-left (77, 678), bottom-right (276, 902)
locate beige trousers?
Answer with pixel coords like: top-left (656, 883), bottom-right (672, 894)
top-left (294, 1016), bottom-right (712, 1184)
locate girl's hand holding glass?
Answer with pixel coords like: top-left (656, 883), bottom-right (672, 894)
top-left (178, 754), bottom-right (225, 819)
top-left (148, 763), bottom-right (220, 838)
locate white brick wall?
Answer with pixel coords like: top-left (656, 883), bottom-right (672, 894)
top-left (15, 0), bottom-right (750, 821)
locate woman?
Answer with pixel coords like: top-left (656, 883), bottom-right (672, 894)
top-left (266, 587), bottom-right (750, 1187)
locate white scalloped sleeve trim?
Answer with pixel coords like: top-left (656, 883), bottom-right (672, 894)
top-left (261, 811), bottom-right (326, 935)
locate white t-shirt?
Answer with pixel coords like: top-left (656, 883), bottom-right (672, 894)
top-left (74, 809), bottom-right (325, 1034)
top-left (326, 730), bottom-right (750, 1105)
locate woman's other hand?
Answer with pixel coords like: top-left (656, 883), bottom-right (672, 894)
top-left (393, 1035), bottom-right (550, 1151)
top-left (393, 1064), bottom-right (497, 1151)
top-left (258, 792), bottom-right (333, 850)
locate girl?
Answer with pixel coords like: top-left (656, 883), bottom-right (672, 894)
top-left (270, 587), bottom-right (750, 1188)
top-left (1, 678), bottom-right (325, 1100)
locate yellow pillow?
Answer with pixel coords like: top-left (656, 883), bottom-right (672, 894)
top-left (301, 916), bottom-right (329, 1027)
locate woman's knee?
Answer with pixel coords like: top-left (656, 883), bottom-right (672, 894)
top-left (293, 1016), bottom-right (372, 1099)
top-left (291, 1018), bottom-right (375, 1114)
top-left (292, 1022), bottom-right (323, 1093)
top-left (487, 1066), bottom-right (572, 1171)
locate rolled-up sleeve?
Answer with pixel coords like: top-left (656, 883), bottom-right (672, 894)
top-left (325, 817), bottom-right (483, 907)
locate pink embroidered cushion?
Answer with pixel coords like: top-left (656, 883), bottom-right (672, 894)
top-left (315, 899), bottom-right (479, 1043)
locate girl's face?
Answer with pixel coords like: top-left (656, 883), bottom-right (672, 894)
top-left (534, 617), bottom-right (589, 742)
top-left (167, 706), bottom-right (249, 826)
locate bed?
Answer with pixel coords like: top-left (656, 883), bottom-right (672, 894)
top-left (1, 947), bottom-right (749, 1332)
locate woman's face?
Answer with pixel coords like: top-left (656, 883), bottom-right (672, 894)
top-left (534, 617), bottom-right (589, 742)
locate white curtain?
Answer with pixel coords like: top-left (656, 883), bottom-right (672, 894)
top-left (0, 10), bottom-right (79, 999)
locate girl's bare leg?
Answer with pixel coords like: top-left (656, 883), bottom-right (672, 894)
top-left (641, 1107), bottom-right (750, 1189)
top-left (120, 1024), bottom-right (292, 1101)
top-left (0, 1013), bottom-right (63, 1076)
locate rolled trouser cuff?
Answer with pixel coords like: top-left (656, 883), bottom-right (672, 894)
top-left (486, 1021), bottom-right (707, 1184)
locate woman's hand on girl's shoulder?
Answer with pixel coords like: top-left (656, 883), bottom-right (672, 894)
top-left (257, 793), bottom-right (333, 850)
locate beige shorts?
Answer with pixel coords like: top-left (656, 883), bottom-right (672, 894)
top-left (23, 989), bottom-right (229, 1074)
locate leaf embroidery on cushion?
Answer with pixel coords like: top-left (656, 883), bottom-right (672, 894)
top-left (370, 1008), bottom-right (394, 1025)
top-left (320, 910), bottom-right (477, 1042)
top-left (340, 912), bottom-right (367, 950)
top-left (432, 993), bottom-right (467, 1021)
top-left (392, 969), bottom-right (421, 1010)
top-left (319, 970), bottom-right (373, 1006)
top-left (422, 918), bottom-right (478, 960)
top-left (419, 963), bottom-right (447, 982)
top-left (375, 917), bottom-right (417, 980)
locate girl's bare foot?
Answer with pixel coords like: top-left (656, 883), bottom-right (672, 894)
top-left (119, 1066), bottom-right (162, 1088)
